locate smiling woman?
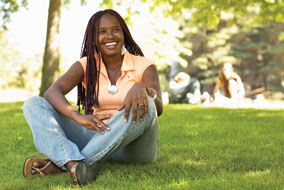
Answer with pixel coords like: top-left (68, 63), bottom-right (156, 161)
top-left (22, 9), bottom-right (163, 186)
top-left (98, 14), bottom-right (125, 57)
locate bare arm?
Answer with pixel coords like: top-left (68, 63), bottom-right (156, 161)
top-left (44, 61), bottom-right (111, 134)
top-left (142, 65), bottom-right (163, 116)
top-left (44, 61), bottom-right (84, 120)
top-left (213, 77), bottom-right (222, 95)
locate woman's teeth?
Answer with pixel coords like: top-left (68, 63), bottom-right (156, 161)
top-left (105, 42), bottom-right (117, 46)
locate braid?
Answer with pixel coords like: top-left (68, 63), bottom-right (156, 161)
top-left (77, 9), bottom-right (144, 114)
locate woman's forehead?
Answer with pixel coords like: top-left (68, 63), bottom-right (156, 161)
top-left (99, 13), bottom-right (120, 28)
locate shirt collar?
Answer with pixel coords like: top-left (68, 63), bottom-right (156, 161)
top-left (96, 50), bottom-right (135, 78)
top-left (121, 51), bottom-right (135, 72)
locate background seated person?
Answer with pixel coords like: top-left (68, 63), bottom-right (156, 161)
top-left (213, 62), bottom-right (245, 101)
top-left (168, 72), bottom-right (201, 104)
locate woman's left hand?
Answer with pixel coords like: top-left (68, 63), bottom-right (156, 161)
top-left (118, 82), bottom-right (148, 123)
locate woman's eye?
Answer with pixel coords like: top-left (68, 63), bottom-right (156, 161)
top-left (113, 28), bottom-right (120, 32)
top-left (99, 30), bottom-right (105, 34)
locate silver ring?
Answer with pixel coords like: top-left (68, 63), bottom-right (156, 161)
top-left (139, 104), bottom-right (144, 107)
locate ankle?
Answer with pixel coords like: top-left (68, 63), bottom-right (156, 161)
top-left (65, 161), bottom-right (79, 171)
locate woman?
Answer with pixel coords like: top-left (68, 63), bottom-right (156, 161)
top-left (23, 9), bottom-right (163, 185)
top-left (213, 62), bottom-right (245, 100)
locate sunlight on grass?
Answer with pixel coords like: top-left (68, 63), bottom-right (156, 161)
top-left (201, 115), bottom-right (214, 119)
top-left (186, 131), bottom-right (198, 137)
top-left (185, 159), bottom-right (207, 167)
top-left (169, 179), bottom-right (189, 189)
top-left (244, 170), bottom-right (270, 177)
top-left (51, 187), bottom-right (80, 190)
top-left (255, 112), bottom-right (271, 117)
top-left (166, 104), bottom-right (198, 110)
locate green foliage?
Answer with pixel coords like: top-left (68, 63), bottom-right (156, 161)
top-left (101, 0), bottom-right (113, 9)
top-left (63, 0), bottom-right (87, 6)
top-left (148, 0), bottom-right (284, 28)
top-left (175, 17), bottom-right (239, 92)
top-left (0, 31), bottom-right (41, 90)
top-left (0, 0), bottom-right (27, 30)
top-left (1, 102), bottom-right (284, 189)
top-left (230, 22), bottom-right (284, 91)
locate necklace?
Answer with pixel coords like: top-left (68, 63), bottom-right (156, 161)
top-left (106, 64), bottom-right (122, 94)
top-left (108, 85), bottom-right (118, 94)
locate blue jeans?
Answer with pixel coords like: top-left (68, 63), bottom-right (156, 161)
top-left (23, 96), bottom-right (159, 169)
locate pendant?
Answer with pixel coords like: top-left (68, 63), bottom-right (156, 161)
top-left (108, 85), bottom-right (118, 94)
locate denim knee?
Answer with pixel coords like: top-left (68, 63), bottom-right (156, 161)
top-left (23, 96), bottom-right (44, 111)
top-left (146, 96), bottom-right (157, 117)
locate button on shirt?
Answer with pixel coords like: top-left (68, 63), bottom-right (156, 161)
top-left (79, 51), bottom-right (154, 115)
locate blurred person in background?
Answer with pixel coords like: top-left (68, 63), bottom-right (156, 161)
top-left (213, 62), bottom-right (245, 101)
top-left (168, 71), bottom-right (201, 104)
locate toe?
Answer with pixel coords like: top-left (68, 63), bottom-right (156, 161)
top-left (32, 161), bottom-right (39, 168)
top-left (31, 168), bottom-right (38, 175)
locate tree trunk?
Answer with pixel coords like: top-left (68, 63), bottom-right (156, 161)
top-left (39, 0), bottom-right (62, 96)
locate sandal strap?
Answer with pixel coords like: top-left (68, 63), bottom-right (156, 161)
top-left (32, 161), bottom-right (52, 175)
top-left (71, 163), bottom-right (79, 184)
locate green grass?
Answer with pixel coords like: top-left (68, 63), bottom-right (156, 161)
top-left (0, 102), bottom-right (284, 190)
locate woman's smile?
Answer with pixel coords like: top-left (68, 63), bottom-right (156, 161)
top-left (104, 41), bottom-right (118, 49)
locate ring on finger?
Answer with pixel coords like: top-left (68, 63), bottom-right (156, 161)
top-left (139, 103), bottom-right (145, 107)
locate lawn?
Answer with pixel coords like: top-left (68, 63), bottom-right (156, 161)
top-left (0, 102), bottom-right (284, 190)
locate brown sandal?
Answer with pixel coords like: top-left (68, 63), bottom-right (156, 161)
top-left (70, 161), bottom-right (99, 185)
top-left (23, 156), bottom-right (62, 177)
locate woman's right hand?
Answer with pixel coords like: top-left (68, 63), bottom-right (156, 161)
top-left (74, 114), bottom-right (113, 134)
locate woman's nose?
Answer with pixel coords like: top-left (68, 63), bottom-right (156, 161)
top-left (106, 30), bottom-right (114, 38)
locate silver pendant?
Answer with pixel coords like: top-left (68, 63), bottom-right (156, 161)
top-left (108, 85), bottom-right (118, 94)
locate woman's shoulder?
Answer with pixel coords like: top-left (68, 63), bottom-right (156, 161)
top-left (78, 56), bottom-right (87, 65)
top-left (128, 53), bottom-right (154, 67)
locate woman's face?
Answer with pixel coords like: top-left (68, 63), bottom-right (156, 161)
top-left (98, 13), bottom-right (124, 57)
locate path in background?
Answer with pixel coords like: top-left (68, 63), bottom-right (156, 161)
top-left (202, 97), bottom-right (284, 109)
top-left (0, 88), bottom-right (77, 103)
top-left (1, 89), bottom-right (283, 109)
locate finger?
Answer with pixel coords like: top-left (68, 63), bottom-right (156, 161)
top-left (139, 102), bottom-right (145, 121)
top-left (144, 99), bottom-right (149, 117)
top-left (94, 126), bottom-right (104, 134)
top-left (117, 102), bottom-right (125, 111)
top-left (96, 114), bottom-right (113, 120)
top-left (92, 117), bottom-right (111, 131)
top-left (87, 123), bottom-right (104, 134)
top-left (132, 102), bottom-right (138, 124)
top-left (124, 101), bottom-right (131, 123)
top-left (141, 99), bottom-right (149, 120)
top-left (84, 117), bottom-right (106, 134)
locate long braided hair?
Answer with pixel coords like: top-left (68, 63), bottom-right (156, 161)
top-left (77, 9), bottom-right (144, 114)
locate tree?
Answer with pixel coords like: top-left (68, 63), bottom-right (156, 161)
top-left (39, 0), bottom-right (86, 96)
top-left (1, 0), bottom-right (86, 96)
top-left (1, 0), bottom-right (61, 96)
top-left (39, 0), bottom-right (62, 96)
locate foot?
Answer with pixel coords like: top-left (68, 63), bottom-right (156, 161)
top-left (32, 159), bottom-right (63, 175)
top-left (66, 161), bottom-right (98, 185)
top-left (70, 162), bottom-right (79, 184)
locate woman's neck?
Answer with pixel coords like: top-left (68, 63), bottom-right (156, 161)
top-left (102, 54), bottom-right (124, 69)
